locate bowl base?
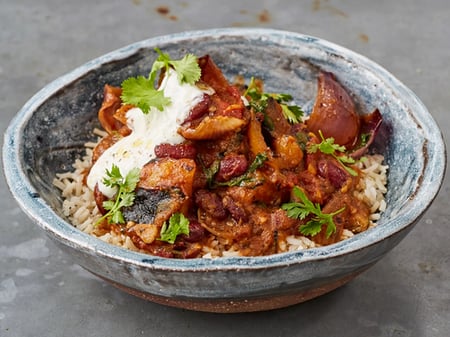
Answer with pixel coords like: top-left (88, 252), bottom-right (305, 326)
top-left (96, 268), bottom-right (367, 313)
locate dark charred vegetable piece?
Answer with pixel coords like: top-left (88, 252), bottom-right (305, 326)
top-left (125, 188), bottom-right (186, 244)
top-left (307, 72), bottom-right (360, 149)
top-left (122, 188), bottom-right (175, 224)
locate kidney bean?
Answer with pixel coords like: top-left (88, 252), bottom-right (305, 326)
top-left (154, 143), bottom-right (197, 159)
top-left (216, 154), bottom-right (248, 182)
top-left (184, 94), bottom-right (211, 123)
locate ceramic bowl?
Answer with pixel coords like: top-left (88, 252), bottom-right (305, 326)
top-left (3, 28), bottom-right (446, 313)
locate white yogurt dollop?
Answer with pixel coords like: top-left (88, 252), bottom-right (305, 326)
top-left (87, 69), bottom-right (213, 198)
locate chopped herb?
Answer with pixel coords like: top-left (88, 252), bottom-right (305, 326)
top-left (158, 213), bottom-right (190, 244)
top-left (121, 76), bottom-right (170, 112)
top-left (96, 165), bottom-right (140, 225)
top-left (249, 152), bottom-right (268, 171)
top-left (281, 186), bottom-right (344, 238)
top-left (150, 48), bottom-right (201, 85)
top-left (121, 48), bottom-right (201, 113)
top-left (307, 130), bottom-right (358, 176)
top-left (244, 77), bottom-right (304, 123)
top-left (204, 159), bottom-right (220, 188)
top-left (359, 132), bottom-right (371, 146)
top-left (280, 103), bottom-right (304, 124)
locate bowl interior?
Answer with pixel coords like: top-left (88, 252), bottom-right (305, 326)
top-left (5, 28), bottom-right (446, 267)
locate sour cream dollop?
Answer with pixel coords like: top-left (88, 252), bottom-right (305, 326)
top-left (87, 69), bottom-right (213, 198)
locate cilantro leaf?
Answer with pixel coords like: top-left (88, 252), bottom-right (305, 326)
top-left (170, 53), bottom-right (202, 84)
top-left (150, 48), bottom-right (201, 85)
top-left (95, 165), bottom-right (140, 226)
top-left (280, 104), bottom-right (304, 124)
top-left (121, 48), bottom-right (201, 113)
top-left (244, 77), bottom-right (304, 123)
top-left (281, 186), bottom-right (344, 238)
top-left (121, 76), bottom-right (171, 113)
top-left (158, 213), bottom-right (190, 244)
top-left (307, 130), bottom-right (358, 176)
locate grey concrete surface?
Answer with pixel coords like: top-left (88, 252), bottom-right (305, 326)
top-left (0, 1), bottom-right (449, 336)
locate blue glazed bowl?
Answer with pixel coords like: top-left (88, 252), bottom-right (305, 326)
top-left (3, 28), bottom-right (446, 312)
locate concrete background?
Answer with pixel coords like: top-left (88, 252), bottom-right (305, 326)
top-left (1, 1), bottom-right (449, 336)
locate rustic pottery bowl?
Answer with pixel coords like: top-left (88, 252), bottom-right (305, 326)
top-left (3, 28), bottom-right (446, 313)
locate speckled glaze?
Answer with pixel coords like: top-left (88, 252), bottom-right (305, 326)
top-left (2, 28), bottom-right (446, 313)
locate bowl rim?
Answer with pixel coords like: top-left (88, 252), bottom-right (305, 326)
top-left (2, 27), bottom-right (446, 271)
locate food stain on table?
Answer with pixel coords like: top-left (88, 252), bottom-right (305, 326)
top-left (232, 8), bottom-right (271, 26)
top-left (155, 5), bottom-right (178, 21)
top-left (312, 0), bottom-right (348, 18)
top-left (359, 33), bottom-right (369, 43)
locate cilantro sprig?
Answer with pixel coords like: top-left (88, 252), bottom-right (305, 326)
top-left (95, 165), bottom-right (140, 225)
top-left (121, 48), bottom-right (201, 113)
top-left (244, 77), bottom-right (304, 124)
top-left (281, 186), bottom-right (344, 238)
top-left (158, 212), bottom-right (190, 244)
top-left (307, 130), bottom-right (358, 176)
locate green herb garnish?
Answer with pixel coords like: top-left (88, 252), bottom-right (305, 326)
top-left (307, 130), bottom-right (358, 176)
top-left (121, 48), bottom-right (201, 113)
top-left (149, 48), bottom-right (201, 85)
top-left (359, 132), bottom-right (371, 147)
top-left (204, 159), bottom-right (220, 188)
top-left (281, 186), bottom-right (344, 238)
top-left (120, 76), bottom-right (170, 112)
top-left (96, 165), bottom-right (141, 225)
top-left (244, 77), bottom-right (304, 123)
top-left (158, 212), bottom-right (190, 244)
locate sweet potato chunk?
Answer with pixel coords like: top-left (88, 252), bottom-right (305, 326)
top-left (138, 158), bottom-right (196, 198)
